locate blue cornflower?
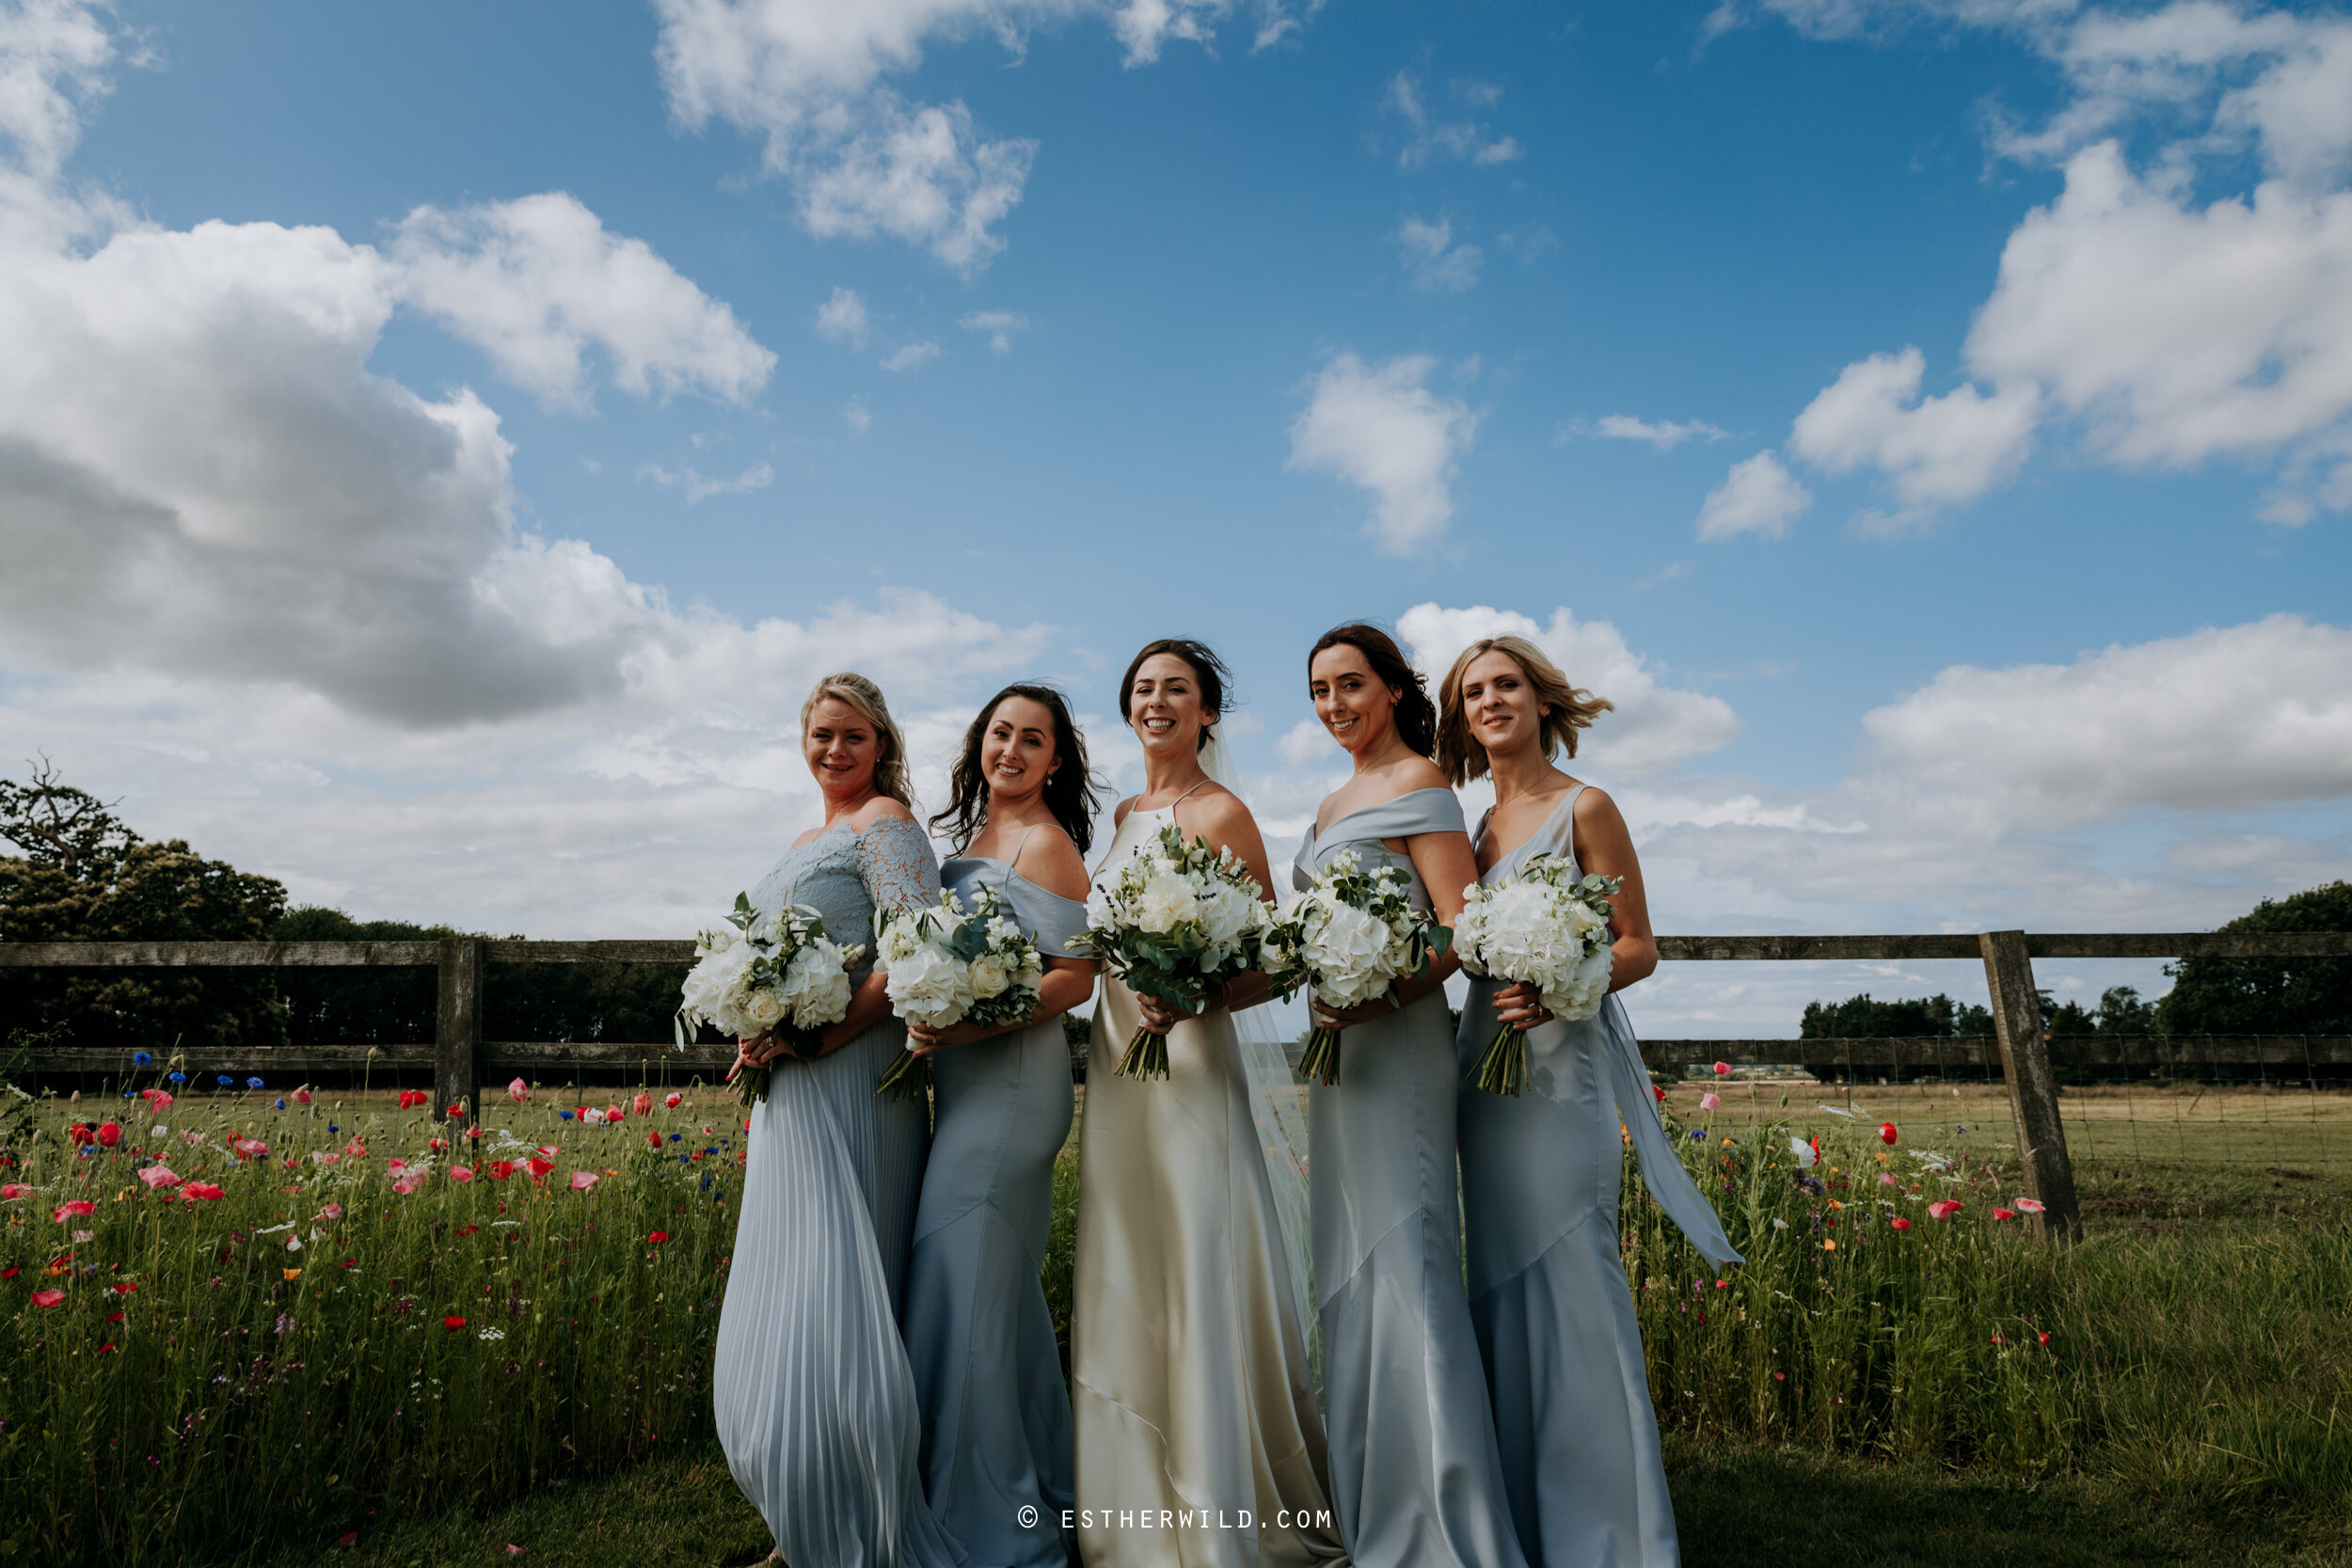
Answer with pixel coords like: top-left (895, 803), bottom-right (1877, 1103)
top-left (559, 1110), bottom-right (575, 1121)
top-left (667, 1132), bottom-right (681, 1143)
top-left (1691, 1128), bottom-right (1708, 1142)
top-left (273, 1098), bottom-right (287, 1110)
top-left (167, 1071), bottom-right (185, 1085)
top-left (327, 1124), bottom-right (340, 1134)
top-left (699, 1175), bottom-right (712, 1191)
top-left (215, 1075), bottom-right (233, 1086)
top-left (246, 1076), bottom-right (263, 1089)
top-left (133, 1052), bottom-right (153, 1066)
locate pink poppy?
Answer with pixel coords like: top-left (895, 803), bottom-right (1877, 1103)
top-left (1879, 1172), bottom-right (1898, 1187)
top-left (391, 1177), bottom-right (421, 1196)
top-left (1927, 1199), bottom-right (1963, 1219)
top-left (53, 1200), bottom-right (96, 1221)
top-left (388, 1159), bottom-right (407, 1174)
top-left (140, 1089), bottom-right (174, 1112)
top-left (2015, 1196), bottom-right (2046, 1214)
top-left (633, 1093), bottom-right (654, 1117)
top-left (233, 1139), bottom-right (268, 1159)
top-left (318, 1203), bottom-right (343, 1220)
top-left (1700, 1092), bottom-right (1720, 1110)
top-left (1711, 1061), bottom-right (1730, 1076)
top-left (664, 1093), bottom-right (682, 1109)
top-left (448, 1166), bottom-right (474, 1184)
top-left (33, 1290), bottom-right (64, 1307)
top-left (570, 1171), bottom-right (599, 1192)
top-left (137, 1166), bottom-right (182, 1190)
top-left (508, 1078), bottom-right (529, 1104)
top-left (536, 1145), bottom-right (560, 1158)
top-left (311, 1152), bottom-right (339, 1166)
top-left (294, 1088), bottom-right (312, 1105)
top-left (344, 1138), bottom-right (368, 1157)
top-left (1, 1183), bottom-right (29, 1200)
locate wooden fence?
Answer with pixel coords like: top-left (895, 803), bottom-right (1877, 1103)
top-left (5, 928), bottom-right (2347, 1243)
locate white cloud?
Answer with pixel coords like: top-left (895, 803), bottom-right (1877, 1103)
top-left (652, 0), bottom-right (1313, 270)
top-left (637, 459), bottom-right (775, 499)
top-left (0, 0), bottom-right (112, 188)
top-left (813, 284), bottom-right (867, 345)
top-left (959, 308), bottom-right (1028, 351)
top-left (1288, 353), bottom-right (1479, 555)
top-left (1578, 413), bottom-right (1731, 450)
top-left (1787, 345), bottom-right (2039, 521)
top-left (1396, 602), bottom-right (1743, 774)
top-left (1393, 214), bottom-right (1482, 293)
top-left (1751, 4), bottom-right (2352, 522)
top-left (882, 339), bottom-right (940, 371)
top-left (1859, 613), bottom-right (2352, 827)
top-left (844, 397), bottom-right (871, 435)
top-left (1696, 451), bottom-right (1810, 541)
top-left (386, 193), bottom-right (774, 411)
top-left (1276, 716), bottom-right (1339, 768)
top-left (1383, 71), bottom-right (1524, 167)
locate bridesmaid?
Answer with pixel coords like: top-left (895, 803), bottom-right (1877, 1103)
top-left (1292, 625), bottom-right (1526, 1568)
top-left (902, 684), bottom-right (1100, 1567)
top-left (1436, 636), bottom-right (1740, 1568)
top-left (1072, 639), bottom-right (1346, 1568)
top-left (713, 673), bottom-right (960, 1568)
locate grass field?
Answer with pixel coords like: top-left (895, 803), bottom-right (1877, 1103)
top-left (6, 1073), bottom-right (2349, 1566)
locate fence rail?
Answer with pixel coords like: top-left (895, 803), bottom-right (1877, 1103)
top-left (6, 928), bottom-right (2346, 1243)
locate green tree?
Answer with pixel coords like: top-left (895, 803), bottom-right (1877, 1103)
top-left (0, 761), bottom-right (288, 1052)
top-left (2158, 881), bottom-right (2352, 1037)
top-left (1799, 992), bottom-right (1994, 1038)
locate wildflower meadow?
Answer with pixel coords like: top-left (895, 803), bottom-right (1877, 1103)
top-left (5, 1069), bottom-right (2347, 1566)
top-left (1, 1073), bottom-right (746, 1565)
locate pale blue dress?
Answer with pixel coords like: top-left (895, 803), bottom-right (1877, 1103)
top-left (904, 833), bottom-right (1086, 1567)
top-left (1456, 786), bottom-right (1741, 1568)
top-left (713, 816), bottom-right (961, 1568)
top-left (1295, 788), bottom-right (1527, 1568)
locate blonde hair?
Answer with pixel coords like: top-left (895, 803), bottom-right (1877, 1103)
top-left (800, 672), bottom-right (914, 807)
top-left (1435, 635), bottom-right (1614, 785)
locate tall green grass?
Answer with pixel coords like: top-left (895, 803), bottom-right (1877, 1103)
top-left (1, 1084), bottom-right (746, 1565)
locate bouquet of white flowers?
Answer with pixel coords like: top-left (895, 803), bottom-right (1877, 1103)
top-left (1453, 854), bottom-right (1621, 1097)
top-left (1071, 822), bottom-right (1274, 1081)
top-left (870, 884), bottom-right (1047, 1101)
top-left (675, 893), bottom-right (866, 1107)
top-left (1263, 848), bottom-right (1452, 1086)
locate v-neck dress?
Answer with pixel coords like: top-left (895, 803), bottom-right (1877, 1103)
top-left (1455, 786), bottom-right (1740, 1568)
top-left (903, 848), bottom-right (1089, 1567)
top-left (1292, 788), bottom-right (1526, 1568)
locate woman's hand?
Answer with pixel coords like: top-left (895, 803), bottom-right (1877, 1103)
top-left (1492, 982), bottom-right (1552, 1032)
top-left (906, 1019), bottom-right (991, 1057)
top-left (1311, 994), bottom-right (1399, 1033)
top-left (733, 1033), bottom-right (791, 1074)
top-left (1136, 992), bottom-right (1185, 1034)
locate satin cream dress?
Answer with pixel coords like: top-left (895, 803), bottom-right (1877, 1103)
top-left (1072, 801), bottom-right (1347, 1568)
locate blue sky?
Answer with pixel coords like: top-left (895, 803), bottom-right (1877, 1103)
top-left (2, 0), bottom-right (2347, 1035)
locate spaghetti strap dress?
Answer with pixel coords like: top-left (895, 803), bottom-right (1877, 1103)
top-left (1072, 801), bottom-right (1346, 1568)
top-left (713, 816), bottom-right (961, 1568)
top-left (1292, 788), bottom-right (1526, 1568)
top-left (1455, 785), bottom-right (1741, 1568)
top-left (903, 833), bottom-right (1087, 1566)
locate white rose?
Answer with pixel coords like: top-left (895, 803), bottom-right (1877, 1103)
top-left (1135, 869), bottom-right (1199, 935)
top-left (967, 955), bottom-right (1009, 999)
top-left (740, 988), bottom-right (787, 1031)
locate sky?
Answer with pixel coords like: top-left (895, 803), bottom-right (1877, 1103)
top-left (0, 0), bottom-right (2347, 1037)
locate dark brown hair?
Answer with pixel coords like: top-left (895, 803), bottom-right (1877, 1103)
top-left (1117, 639), bottom-right (1232, 753)
top-left (1308, 622), bottom-right (1438, 758)
top-left (929, 684), bottom-right (1102, 855)
top-left (1435, 635), bottom-right (1615, 785)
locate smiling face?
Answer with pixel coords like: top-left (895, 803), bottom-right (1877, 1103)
top-left (1128, 651), bottom-right (1213, 758)
top-left (1458, 647), bottom-right (1547, 761)
top-left (1309, 641), bottom-right (1400, 757)
top-left (803, 695), bottom-right (882, 802)
top-left (978, 694), bottom-right (1060, 809)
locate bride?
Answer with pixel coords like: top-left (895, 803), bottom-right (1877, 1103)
top-left (1071, 639), bottom-right (1346, 1566)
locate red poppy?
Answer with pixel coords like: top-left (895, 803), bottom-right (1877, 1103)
top-left (456, 1225), bottom-right (479, 1237)
top-left (1889, 1216), bottom-right (1913, 1230)
top-left (526, 1157), bottom-right (554, 1179)
top-left (1992, 1207), bottom-right (2018, 1222)
top-left (111, 1280), bottom-right (137, 1294)
top-left (2037, 1331), bottom-right (2051, 1346)
top-left (486, 1161), bottom-right (516, 1181)
top-left (647, 1230), bottom-right (670, 1244)
top-left (1878, 1122), bottom-right (1898, 1146)
top-left (68, 1124), bottom-right (95, 1147)
top-left (32, 1290), bottom-right (64, 1307)
top-left (606, 1103), bottom-right (626, 1122)
top-left (53, 1200), bottom-right (96, 1221)
top-left (445, 1104), bottom-right (464, 1118)
top-left (397, 1090), bottom-right (428, 1110)
top-left (0, 1266), bottom-right (16, 1279)
top-left (97, 1342), bottom-right (117, 1354)
top-left (183, 1182), bottom-right (226, 1200)
top-left (633, 1093), bottom-right (654, 1117)
top-left (444, 1315), bottom-right (468, 1331)
top-left (664, 1093), bottom-right (682, 1109)
top-left (96, 1121), bottom-right (122, 1148)
top-left (646, 1132), bottom-right (662, 1150)
top-left (106, 1310), bottom-right (122, 1323)
top-left (1927, 1199), bottom-right (1963, 1219)
top-left (1650, 1085), bottom-right (1666, 1103)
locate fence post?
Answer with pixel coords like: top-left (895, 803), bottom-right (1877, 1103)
top-left (435, 938), bottom-right (483, 1124)
top-left (1979, 929), bottom-right (2081, 1241)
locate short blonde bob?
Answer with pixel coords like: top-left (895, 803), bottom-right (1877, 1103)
top-left (1435, 635), bottom-right (1614, 785)
top-left (801, 672), bottom-right (914, 807)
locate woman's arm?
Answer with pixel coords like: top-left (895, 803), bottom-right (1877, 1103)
top-left (1573, 787), bottom-right (1656, 991)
